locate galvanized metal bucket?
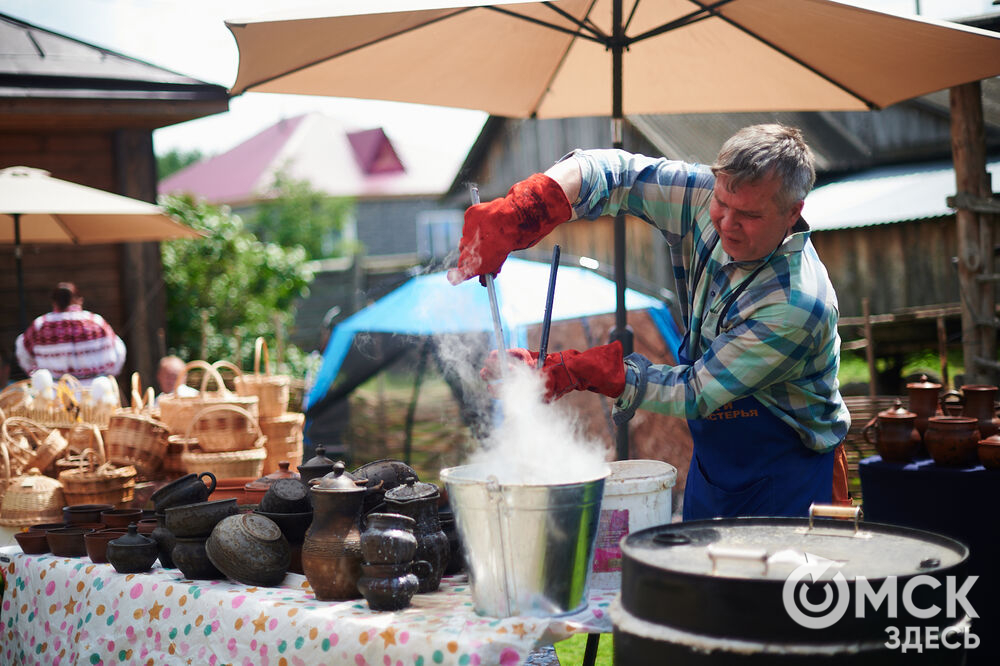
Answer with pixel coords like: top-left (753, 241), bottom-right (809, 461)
top-left (441, 463), bottom-right (609, 618)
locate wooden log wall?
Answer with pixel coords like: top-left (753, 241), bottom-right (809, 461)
top-left (0, 128), bottom-right (163, 388)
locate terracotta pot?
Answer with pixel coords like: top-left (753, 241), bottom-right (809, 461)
top-left (85, 530), bottom-right (126, 563)
top-left (211, 477), bottom-right (255, 504)
top-left (14, 530), bottom-right (50, 554)
top-left (301, 461), bottom-right (365, 600)
top-left (100, 508), bottom-right (143, 529)
top-left (906, 374), bottom-right (941, 452)
top-left (63, 504), bottom-right (114, 525)
top-left (46, 527), bottom-right (93, 557)
top-left (977, 434), bottom-right (1000, 469)
top-left (947, 384), bottom-right (1000, 439)
top-left (863, 399), bottom-right (922, 463)
top-left (924, 416), bottom-right (980, 467)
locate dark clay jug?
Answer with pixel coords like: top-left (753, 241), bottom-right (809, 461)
top-left (301, 461), bottom-right (365, 600)
top-left (360, 512), bottom-right (417, 565)
top-left (863, 399), bottom-right (922, 463)
top-left (357, 560), bottom-right (432, 611)
top-left (383, 477), bottom-right (449, 593)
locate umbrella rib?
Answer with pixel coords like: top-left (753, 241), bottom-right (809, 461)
top-left (524, 0), bottom-right (603, 116)
top-left (52, 214), bottom-right (81, 244)
top-left (684, 0), bottom-right (879, 109)
top-left (484, 3), bottom-right (606, 45)
top-left (627, 0), bottom-right (736, 44)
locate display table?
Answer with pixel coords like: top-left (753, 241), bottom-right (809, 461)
top-left (858, 455), bottom-right (999, 663)
top-left (0, 547), bottom-right (613, 665)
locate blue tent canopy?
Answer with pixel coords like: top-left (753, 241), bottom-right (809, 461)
top-left (305, 258), bottom-right (681, 409)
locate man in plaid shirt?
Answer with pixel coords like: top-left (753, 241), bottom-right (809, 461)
top-left (453, 124), bottom-right (850, 520)
top-left (15, 282), bottom-right (126, 385)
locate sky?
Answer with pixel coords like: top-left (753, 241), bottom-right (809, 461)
top-left (0, 0), bottom-right (995, 160)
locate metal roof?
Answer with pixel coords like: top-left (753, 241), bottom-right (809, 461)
top-left (803, 158), bottom-right (1000, 231)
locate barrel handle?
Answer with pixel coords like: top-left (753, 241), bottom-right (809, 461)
top-left (808, 503), bottom-right (863, 534)
top-left (706, 544), bottom-right (769, 576)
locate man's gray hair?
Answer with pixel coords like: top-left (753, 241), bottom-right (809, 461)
top-left (711, 124), bottom-right (816, 212)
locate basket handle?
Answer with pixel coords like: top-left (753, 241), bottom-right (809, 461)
top-left (177, 360), bottom-right (229, 396)
top-left (212, 360), bottom-right (243, 384)
top-left (0, 438), bottom-right (11, 482)
top-left (185, 403), bottom-right (264, 442)
top-left (67, 425), bottom-right (106, 463)
top-left (2, 416), bottom-right (49, 448)
top-left (253, 337), bottom-right (272, 377)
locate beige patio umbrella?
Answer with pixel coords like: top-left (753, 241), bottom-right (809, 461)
top-left (227, 0), bottom-right (1000, 458)
top-left (0, 165), bottom-right (204, 329)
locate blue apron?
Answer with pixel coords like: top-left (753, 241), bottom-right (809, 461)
top-left (680, 240), bottom-right (834, 520)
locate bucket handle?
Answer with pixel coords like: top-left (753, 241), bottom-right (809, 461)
top-left (706, 544), bottom-right (769, 576)
top-left (808, 503), bottom-right (863, 534)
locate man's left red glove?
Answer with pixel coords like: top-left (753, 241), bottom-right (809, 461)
top-left (480, 342), bottom-right (625, 402)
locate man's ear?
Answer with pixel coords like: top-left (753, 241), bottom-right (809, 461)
top-left (786, 200), bottom-right (804, 230)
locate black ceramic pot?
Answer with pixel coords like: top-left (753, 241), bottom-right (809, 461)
top-left (172, 536), bottom-right (226, 580)
top-left (106, 524), bottom-right (158, 574)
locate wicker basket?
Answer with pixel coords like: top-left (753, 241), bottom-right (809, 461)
top-left (158, 360), bottom-right (259, 435)
top-left (259, 412), bottom-right (305, 475)
top-left (1, 416), bottom-right (69, 477)
top-left (187, 403), bottom-right (265, 453)
top-left (104, 375), bottom-right (170, 477)
top-left (0, 443), bottom-right (66, 526)
top-left (233, 338), bottom-right (291, 419)
top-left (58, 440), bottom-right (137, 508)
top-left (176, 438), bottom-right (267, 479)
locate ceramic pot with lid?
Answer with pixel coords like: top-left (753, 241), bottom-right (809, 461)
top-left (383, 476), bottom-right (449, 593)
top-left (862, 399), bottom-right (922, 463)
top-left (613, 507), bottom-right (971, 665)
top-left (940, 384), bottom-right (1000, 439)
top-left (352, 459), bottom-right (419, 515)
top-left (906, 374), bottom-right (942, 441)
top-left (301, 461), bottom-right (366, 600)
top-left (977, 433), bottom-right (1000, 469)
top-left (106, 524), bottom-right (159, 574)
top-left (297, 445), bottom-right (336, 486)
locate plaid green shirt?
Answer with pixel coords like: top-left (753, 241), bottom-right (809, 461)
top-left (570, 149), bottom-right (849, 453)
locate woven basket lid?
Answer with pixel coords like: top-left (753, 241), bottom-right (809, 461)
top-left (0, 468), bottom-right (65, 526)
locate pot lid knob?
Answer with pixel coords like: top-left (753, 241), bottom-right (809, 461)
top-left (879, 398), bottom-right (916, 419)
top-left (907, 374), bottom-right (942, 390)
top-left (310, 460), bottom-right (365, 491)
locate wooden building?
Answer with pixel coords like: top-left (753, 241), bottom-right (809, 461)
top-left (0, 13), bottom-right (228, 384)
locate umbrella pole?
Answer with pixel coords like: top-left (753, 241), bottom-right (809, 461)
top-left (14, 213), bottom-right (27, 332)
top-left (609, 0), bottom-right (633, 464)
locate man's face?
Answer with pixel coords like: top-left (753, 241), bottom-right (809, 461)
top-left (709, 172), bottom-right (803, 262)
top-left (157, 364), bottom-right (181, 392)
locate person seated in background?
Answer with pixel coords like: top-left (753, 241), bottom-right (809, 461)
top-left (15, 282), bottom-right (126, 386)
top-left (156, 355), bottom-right (198, 401)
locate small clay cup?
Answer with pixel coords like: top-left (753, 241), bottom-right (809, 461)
top-left (46, 527), bottom-right (93, 557)
top-left (85, 530), bottom-right (126, 563)
top-left (63, 504), bottom-right (114, 525)
top-left (136, 518), bottom-right (158, 534)
top-left (29, 522), bottom-right (68, 532)
top-left (106, 524), bottom-right (159, 574)
top-left (100, 508), bottom-right (143, 529)
top-left (14, 530), bottom-right (50, 554)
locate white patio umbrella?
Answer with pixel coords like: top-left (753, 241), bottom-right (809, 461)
top-left (0, 166), bottom-right (204, 330)
top-left (226, 0), bottom-right (1000, 458)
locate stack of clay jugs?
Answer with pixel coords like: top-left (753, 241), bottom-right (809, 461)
top-left (356, 512), bottom-right (430, 611)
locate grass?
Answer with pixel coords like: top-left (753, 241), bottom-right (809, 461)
top-left (554, 633), bottom-right (613, 665)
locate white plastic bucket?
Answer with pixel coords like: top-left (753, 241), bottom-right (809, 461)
top-left (589, 459), bottom-right (677, 590)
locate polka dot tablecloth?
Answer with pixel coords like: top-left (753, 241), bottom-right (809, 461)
top-left (0, 546), bottom-right (614, 665)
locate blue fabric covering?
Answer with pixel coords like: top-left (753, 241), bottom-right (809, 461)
top-left (306, 258), bottom-right (681, 408)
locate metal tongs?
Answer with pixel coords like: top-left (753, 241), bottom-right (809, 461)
top-left (469, 185), bottom-right (508, 376)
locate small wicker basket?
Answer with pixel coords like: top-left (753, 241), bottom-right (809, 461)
top-left (0, 443), bottom-right (66, 526)
top-left (176, 439), bottom-right (267, 479)
top-left (233, 338), bottom-right (291, 419)
top-left (2, 416), bottom-right (69, 477)
top-left (58, 438), bottom-right (137, 508)
top-left (158, 360), bottom-right (259, 434)
top-left (259, 412), bottom-right (305, 475)
top-left (104, 375), bottom-right (170, 477)
top-left (186, 403), bottom-right (265, 453)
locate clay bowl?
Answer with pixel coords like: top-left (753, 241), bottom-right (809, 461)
top-left (46, 527), bottom-right (94, 557)
top-left (206, 513), bottom-right (290, 587)
top-left (253, 509), bottom-right (313, 544)
top-left (63, 504), bottom-right (114, 525)
top-left (165, 498), bottom-right (239, 538)
top-left (136, 518), bottom-right (158, 534)
top-left (72, 522), bottom-right (107, 533)
top-left (100, 508), bottom-right (143, 529)
top-left (977, 437), bottom-right (1000, 469)
top-left (85, 530), bottom-right (126, 563)
top-left (259, 479), bottom-right (312, 514)
top-left (14, 530), bottom-right (50, 554)
top-left (29, 522), bottom-right (68, 532)
top-left (172, 536), bottom-right (226, 580)
top-left (211, 477), bottom-right (255, 504)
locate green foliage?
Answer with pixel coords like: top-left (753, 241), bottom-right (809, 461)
top-left (156, 149), bottom-right (204, 180)
top-left (159, 194), bottom-right (314, 375)
top-left (247, 169), bottom-right (358, 260)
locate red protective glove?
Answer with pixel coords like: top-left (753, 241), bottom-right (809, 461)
top-left (447, 173), bottom-right (572, 285)
top-left (480, 342), bottom-right (625, 402)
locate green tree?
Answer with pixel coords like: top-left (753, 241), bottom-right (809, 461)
top-left (247, 170), bottom-right (357, 260)
top-left (157, 149), bottom-right (204, 180)
top-left (159, 194), bottom-right (314, 375)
